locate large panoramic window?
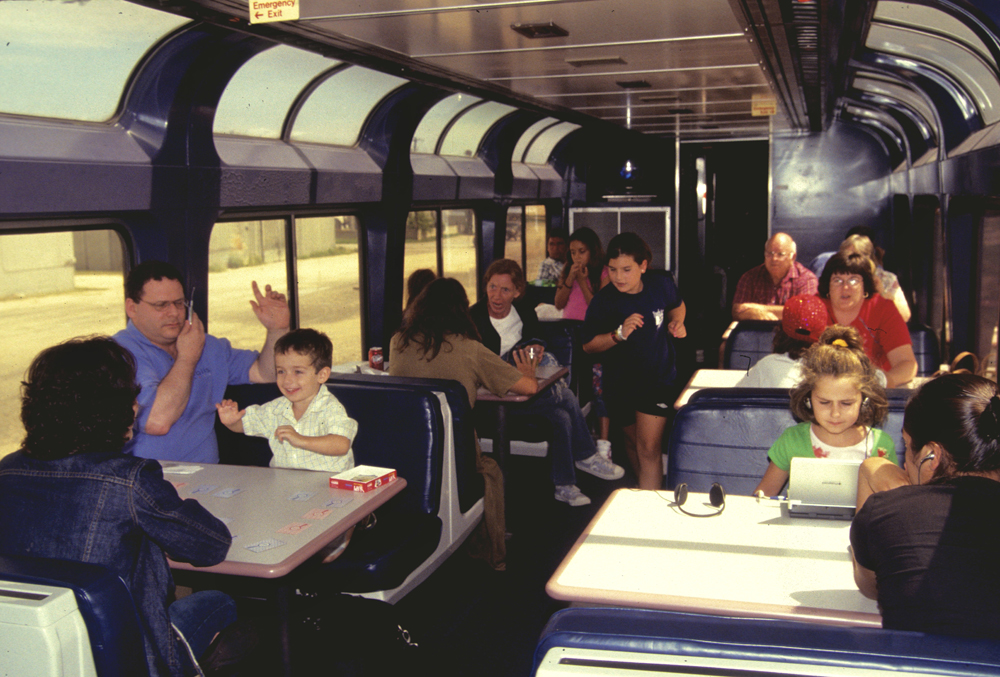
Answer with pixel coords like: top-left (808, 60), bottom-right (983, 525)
top-left (208, 219), bottom-right (288, 350)
top-left (505, 205), bottom-right (549, 284)
top-left (439, 102), bottom-right (517, 157)
top-left (291, 67), bottom-right (407, 146)
top-left (215, 45), bottom-right (340, 138)
top-left (0, 0), bottom-right (188, 121)
top-left (403, 209), bottom-right (479, 302)
top-left (294, 216), bottom-right (362, 364)
top-left (1, 228), bottom-right (127, 459)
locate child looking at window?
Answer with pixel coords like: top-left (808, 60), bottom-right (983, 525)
top-left (216, 328), bottom-right (357, 473)
top-left (754, 324), bottom-right (898, 497)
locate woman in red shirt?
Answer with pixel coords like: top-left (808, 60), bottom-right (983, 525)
top-left (818, 252), bottom-right (916, 387)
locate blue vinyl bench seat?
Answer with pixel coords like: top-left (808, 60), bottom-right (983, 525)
top-left (533, 608), bottom-right (1000, 676)
top-left (723, 320), bottom-right (941, 376)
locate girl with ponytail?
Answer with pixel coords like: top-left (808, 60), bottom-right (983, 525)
top-left (851, 373), bottom-right (1000, 638)
top-left (753, 324), bottom-right (896, 497)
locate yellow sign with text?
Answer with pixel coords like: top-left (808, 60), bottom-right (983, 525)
top-left (249, 0), bottom-right (298, 24)
top-left (752, 94), bottom-right (777, 117)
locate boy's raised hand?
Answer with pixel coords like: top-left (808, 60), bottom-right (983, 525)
top-left (215, 399), bottom-right (246, 427)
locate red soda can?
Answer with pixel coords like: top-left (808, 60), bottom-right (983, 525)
top-left (368, 347), bottom-right (384, 370)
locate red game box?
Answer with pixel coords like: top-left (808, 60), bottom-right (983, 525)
top-left (329, 465), bottom-right (397, 492)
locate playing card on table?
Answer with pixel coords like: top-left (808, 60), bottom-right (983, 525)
top-left (245, 538), bottom-right (284, 553)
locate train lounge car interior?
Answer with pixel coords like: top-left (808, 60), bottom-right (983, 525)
top-left (3, 0), bottom-right (1000, 674)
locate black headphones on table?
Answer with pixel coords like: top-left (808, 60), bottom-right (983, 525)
top-left (673, 482), bottom-right (726, 517)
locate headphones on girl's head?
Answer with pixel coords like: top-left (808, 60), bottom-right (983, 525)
top-left (673, 482), bottom-right (726, 517)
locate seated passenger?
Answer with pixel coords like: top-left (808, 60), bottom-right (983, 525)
top-left (115, 260), bottom-right (290, 463)
top-left (405, 268), bottom-right (436, 309)
top-left (819, 252), bottom-right (917, 387)
top-left (217, 328), bottom-right (356, 473)
top-left (732, 232), bottom-right (818, 321)
top-left (389, 277), bottom-right (540, 570)
top-left (735, 294), bottom-right (828, 388)
top-left (217, 328), bottom-right (358, 563)
top-left (0, 337), bottom-right (238, 677)
top-left (851, 374), bottom-right (1000, 639)
top-left (754, 325), bottom-right (898, 496)
top-left (838, 234), bottom-right (911, 322)
top-left (536, 229), bottom-right (568, 284)
top-left (471, 259), bottom-right (624, 507)
top-left (581, 233), bottom-right (687, 490)
top-left (554, 227), bottom-right (612, 459)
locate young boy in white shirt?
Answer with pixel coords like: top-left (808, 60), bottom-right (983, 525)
top-left (216, 328), bottom-right (357, 473)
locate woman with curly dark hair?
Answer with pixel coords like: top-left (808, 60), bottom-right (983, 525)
top-left (819, 252), bottom-right (916, 387)
top-left (0, 336), bottom-right (239, 677)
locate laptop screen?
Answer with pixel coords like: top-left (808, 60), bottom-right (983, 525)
top-left (788, 457), bottom-right (861, 513)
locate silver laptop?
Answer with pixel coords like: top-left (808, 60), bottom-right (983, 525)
top-left (787, 457), bottom-right (860, 520)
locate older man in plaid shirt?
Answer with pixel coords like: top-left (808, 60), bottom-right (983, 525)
top-left (732, 232), bottom-right (818, 321)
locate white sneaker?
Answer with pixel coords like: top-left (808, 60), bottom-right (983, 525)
top-left (576, 453), bottom-right (625, 480)
top-left (596, 439), bottom-right (612, 461)
top-left (555, 484), bottom-right (591, 506)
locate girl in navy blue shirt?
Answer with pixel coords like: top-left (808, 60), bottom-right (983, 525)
top-left (582, 233), bottom-right (686, 489)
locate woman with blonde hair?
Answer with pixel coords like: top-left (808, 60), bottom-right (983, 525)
top-left (838, 234), bottom-right (910, 322)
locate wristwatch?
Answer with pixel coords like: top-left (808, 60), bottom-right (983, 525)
top-left (612, 324), bottom-right (625, 343)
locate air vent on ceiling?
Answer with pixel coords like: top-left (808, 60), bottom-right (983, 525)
top-left (566, 56), bottom-right (626, 68)
top-left (668, 108), bottom-right (694, 115)
top-left (511, 22), bottom-right (568, 39)
top-left (616, 80), bottom-right (651, 89)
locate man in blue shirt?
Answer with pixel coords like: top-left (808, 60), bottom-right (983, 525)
top-left (115, 261), bottom-right (289, 463)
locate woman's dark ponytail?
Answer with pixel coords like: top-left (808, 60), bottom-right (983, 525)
top-left (976, 395), bottom-right (1000, 445)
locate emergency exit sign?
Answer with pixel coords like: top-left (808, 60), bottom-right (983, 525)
top-left (752, 94), bottom-right (777, 117)
top-left (249, 0), bottom-right (298, 24)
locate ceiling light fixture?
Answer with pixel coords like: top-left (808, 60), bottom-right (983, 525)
top-left (616, 80), bottom-right (651, 89)
top-left (565, 56), bottom-right (627, 68)
top-left (511, 22), bottom-right (569, 39)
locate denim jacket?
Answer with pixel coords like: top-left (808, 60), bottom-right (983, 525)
top-left (0, 451), bottom-right (232, 677)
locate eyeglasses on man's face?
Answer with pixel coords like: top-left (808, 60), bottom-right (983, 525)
top-left (763, 250), bottom-right (791, 260)
top-left (140, 298), bottom-right (187, 312)
top-left (829, 276), bottom-right (863, 288)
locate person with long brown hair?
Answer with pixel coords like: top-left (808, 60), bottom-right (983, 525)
top-left (390, 278), bottom-right (538, 570)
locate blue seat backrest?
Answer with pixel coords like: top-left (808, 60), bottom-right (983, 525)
top-left (909, 324), bottom-right (940, 376)
top-left (0, 554), bottom-right (149, 677)
top-left (220, 379), bottom-right (444, 517)
top-left (726, 321), bottom-right (939, 376)
top-left (533, 608), bottom-right (1000, 676)
top-left (724, 320), bottom-right (778, 370)
top-left (669, 388), bottom-right (909, 495)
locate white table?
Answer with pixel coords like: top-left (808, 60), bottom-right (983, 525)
top-left (164, 462), bottom-right (406, 674)
top-left (165, 462), bottom-right (405, 578)
top-left (673, 368), bottom-right (745, 408)
top-left (547, 489), bottom-right (880, 627)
